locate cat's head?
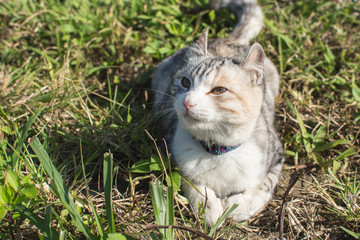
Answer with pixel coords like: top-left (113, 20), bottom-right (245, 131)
top-left (172, 32), bottom-right (266, 145)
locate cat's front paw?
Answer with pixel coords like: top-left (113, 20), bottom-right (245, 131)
top-left (222, 196), bottom-right (252, 222)
top-left (204, 191), bottom-right (223, 226)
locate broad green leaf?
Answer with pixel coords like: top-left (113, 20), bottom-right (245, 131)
top-left (6, 185), bottom-right (15, 200)
top-left (314, 125), bottom-right (327, 143)
top-left (129, 159), bottom-right (150, 173)
top-left (108, 233), bottom-right (126, 240)
top-left (165, 23), bottom-right (178, 35)
top-left (129, 157), bottom-right (164, 174)
top-left (151, 156), bottom-right (168, 171)
top-left (59, 24), bottom-right (75, 33)
top-left (332, 159), bottom-right (342, 174)
top-left (352, 77), bottom-right (360, 103)
top-left (0, 185), bottom-right (10, 205)
top-left (159, 46), bottom-right (172, 55)
top-left (209, 10), bottom-right (216, 22)
top-left (143, 46), bottom-right (157, 54)
top-left (170, 171), bottom-right (181, 191)
top-left (14, 194), bottom-right (29, 204)
top-left (284, 150), bottom-right (296, 156)
top-left (0, 205), bottom-right (8, 222)
top-left (0, 126), bottom-right (13, 135)
top-left (311, 152), bottom-right (326, 168)
top-left (6, 170), bottom-right (21, 192)
top-left (20, 185), bottom-right (38, 198)
top-left (22, 175), bottom-right (31, 184)
top-left (154, 5), bottom-right (181, 17)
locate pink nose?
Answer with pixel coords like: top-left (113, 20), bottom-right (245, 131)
top-left (183, 99), bottom-right (197, 110)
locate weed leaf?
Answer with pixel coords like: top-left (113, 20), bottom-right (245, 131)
top-left (314, 139), bottom-right (350, 152)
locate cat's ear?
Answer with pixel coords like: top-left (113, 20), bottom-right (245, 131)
top-left (191, 29), bottom-right (209, 56)
top-left (243, 43), bottom-right (265, 85)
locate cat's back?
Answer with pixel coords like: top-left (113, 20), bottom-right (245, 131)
top-left (208, 39), bottom-right (250, 59)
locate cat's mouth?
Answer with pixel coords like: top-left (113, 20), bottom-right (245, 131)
top-left (183, 112), bottom-right (202, 122)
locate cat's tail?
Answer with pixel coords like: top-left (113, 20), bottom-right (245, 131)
top-left (210, 0), bottom-right (263, 45)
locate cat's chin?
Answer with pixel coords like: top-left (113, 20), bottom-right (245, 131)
top-left (180, 116), bottom-right (219, 138)
top-left (179, 114), bottom-right (205, 129)
top-left (183, 114), bottom-right (202, 123)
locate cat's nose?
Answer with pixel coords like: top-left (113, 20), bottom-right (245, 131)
top-left (183, 99), bottom-right (197, 110)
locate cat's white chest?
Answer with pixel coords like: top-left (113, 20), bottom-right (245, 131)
top-left (172, 125), bottom-right (265, 198)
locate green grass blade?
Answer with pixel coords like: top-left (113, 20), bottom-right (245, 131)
top-left (17, 204), bottom-right (59, 240)
top-left (340, 226), bottom-right (360, 239)
top-left (149, 180), bottom-right (175, 239)
top-left (209, 204), bottom-right (238, 237)
top-left (150, 182), bottom-right (166, 236)
top-left (104, 152), bottom-right (116, 233)
top-left (295, 108), bottom-right (311, 154)
top-left (277, 34), bottom-right (284, 74)
top-left (29, 137), bottom-right (96, 239)
top-left (149, 232), bottom-right (159, 240)
top-left (11, 107), bottom-right (44, 169)
top-left (285, 97), bottom-right (296, 116)
top-left (59, 230), bottom-right (67, 240)
top-left (165, 186), bottom-right (174, 240)
top-left (80, 142), bottom-right (105, 238)
top-left (130, 0), bottom-right (137, 19)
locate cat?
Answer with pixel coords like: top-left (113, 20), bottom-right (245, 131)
top-left (151, 0), bottom-right (283, 226)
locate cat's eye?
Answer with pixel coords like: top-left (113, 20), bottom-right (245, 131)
top-left (211, 87), bottom-right (227, 95)
top-left (181, 77), bottom-right (191, 90)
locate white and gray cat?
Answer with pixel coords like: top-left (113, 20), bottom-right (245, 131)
top-left (151, 0), bottom-right (283, 226)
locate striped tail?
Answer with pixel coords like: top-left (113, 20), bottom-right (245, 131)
top-left (210, 0), bottom-right (263, 45)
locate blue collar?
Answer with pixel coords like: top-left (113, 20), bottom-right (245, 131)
top-left (199, 141), bottom-right (241, 155)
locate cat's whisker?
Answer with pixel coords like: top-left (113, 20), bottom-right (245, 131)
top-left (149, 89), bottom-right (175, 99)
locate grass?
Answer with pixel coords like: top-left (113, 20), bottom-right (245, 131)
top-left (0, 0), bottom-right (359, 239)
